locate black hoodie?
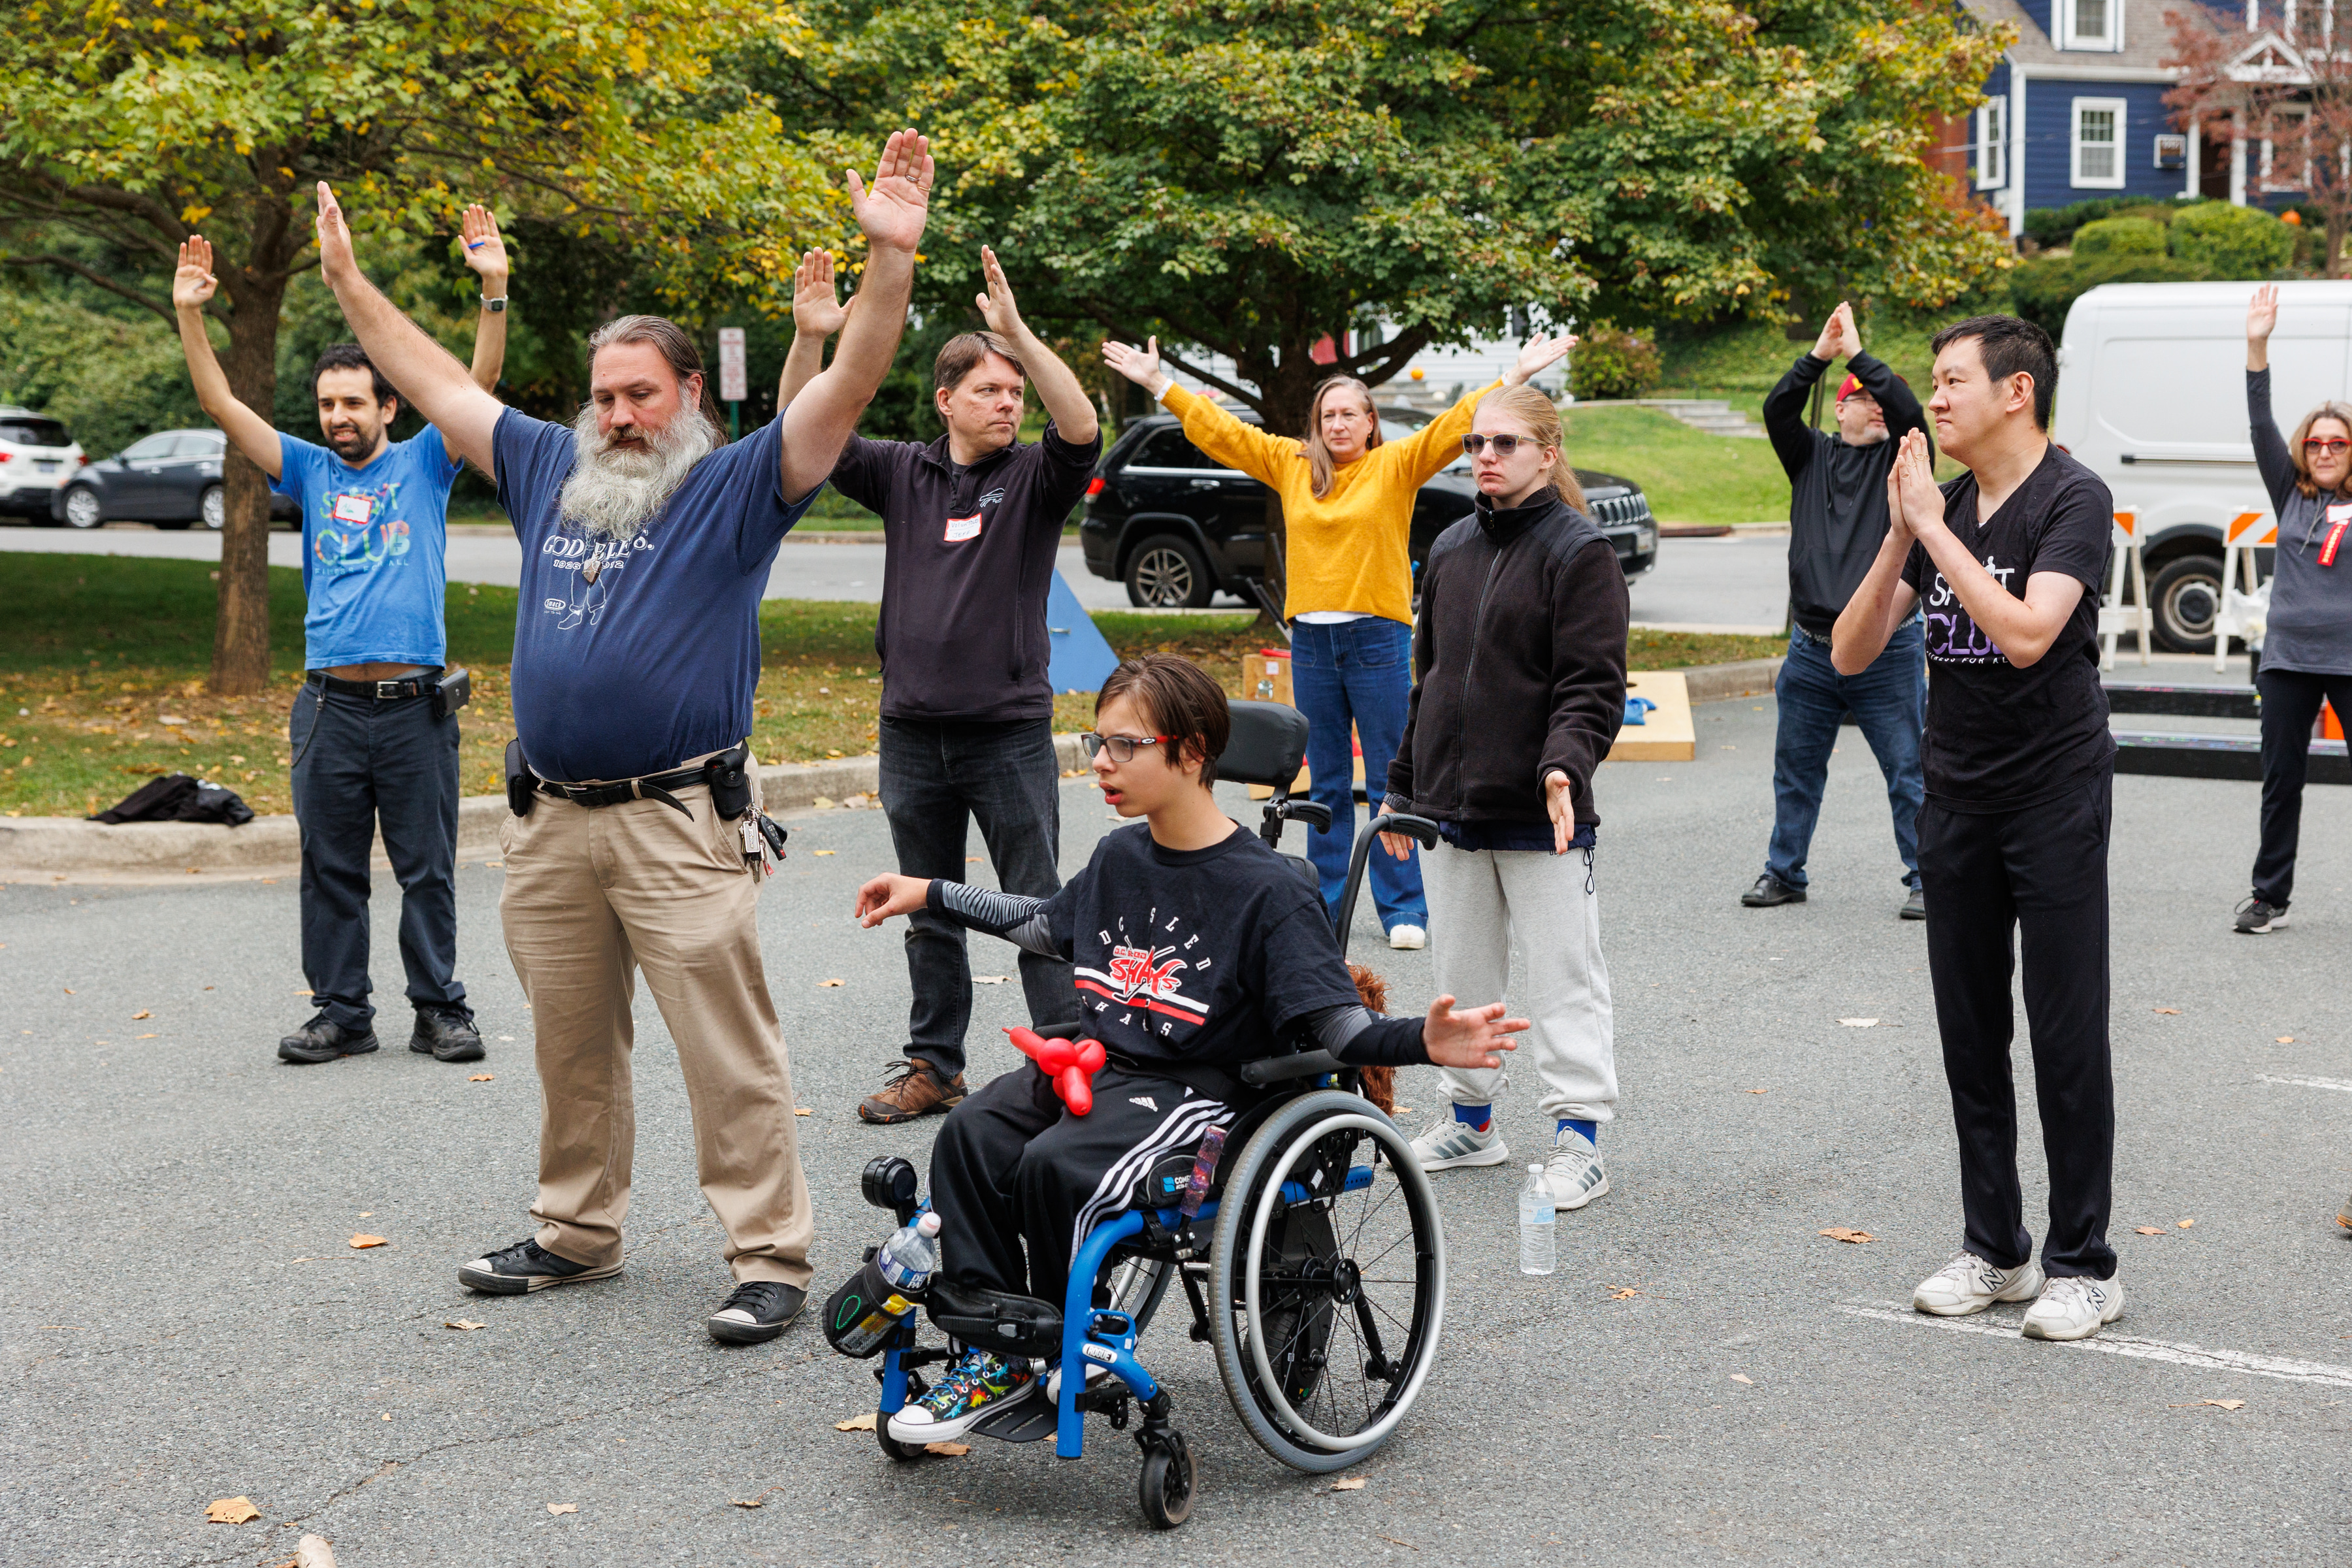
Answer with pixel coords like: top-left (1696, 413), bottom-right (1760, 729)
top-left (1761, 351), bottom-right (1931, 637)
top-left (1384, 489), bottom-right (1629, 829)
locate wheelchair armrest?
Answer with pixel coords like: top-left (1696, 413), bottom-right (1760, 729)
top-left (1367, 811), bottom-right (1441, 849)
top-left (1030, 1021), bottom-right (1088, 1041)
top-left (1280, 798), bottom-right (1333, 832)
top-left (1240, 1049), bottom-right (1345, 1087)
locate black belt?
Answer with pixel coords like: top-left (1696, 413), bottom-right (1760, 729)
top-left (534, 765), bottom-right (705, 819)
top-left (309, 670), bottom-right (438, 700)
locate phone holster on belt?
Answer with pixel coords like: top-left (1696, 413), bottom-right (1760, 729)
top-left (704, 742), bottom-right (754, 821)
top-left (434, 666), bottom-right (472, 719)
top-left (504, 738), bottom-right (537, 817)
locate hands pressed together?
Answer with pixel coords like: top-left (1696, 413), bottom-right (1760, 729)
top-left (1882, 427), bottom-right (1945, 550)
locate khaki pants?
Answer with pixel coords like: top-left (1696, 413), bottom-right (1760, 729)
top-left (497, 772), bottom-right (813, 1287)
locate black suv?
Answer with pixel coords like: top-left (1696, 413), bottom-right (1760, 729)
top-left (1079, 404), bottom-right (1659, 608)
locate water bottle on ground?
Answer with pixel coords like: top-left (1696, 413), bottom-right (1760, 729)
top-left (1518, 1165), bottom-right (1556, 1276)
top-left (877, 1211), bottom-right (943, 1292)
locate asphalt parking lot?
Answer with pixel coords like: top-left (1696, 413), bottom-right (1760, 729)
top-left (3, 697), bottom-right (2347, 1565)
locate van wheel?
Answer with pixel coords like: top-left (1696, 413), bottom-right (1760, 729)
top-left (1125, 534), bottom-right (1214, 608)
top-left (2148, 554), bottom-right (2223, 654)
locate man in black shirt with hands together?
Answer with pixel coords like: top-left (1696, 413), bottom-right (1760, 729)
top-left (1833, 315), bottom-right (2121, 1343)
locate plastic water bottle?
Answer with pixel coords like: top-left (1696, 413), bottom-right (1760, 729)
top-left (877, 1211), bottom-right (943, 1292)
top-left (1518, 1165), bottom-right (1556, 1276)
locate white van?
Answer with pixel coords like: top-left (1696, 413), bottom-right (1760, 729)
top-left (2053, 279), bottom-right (2352, 651)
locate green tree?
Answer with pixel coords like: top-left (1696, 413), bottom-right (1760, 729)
top-left (0, 0), bottom-right (834, 693)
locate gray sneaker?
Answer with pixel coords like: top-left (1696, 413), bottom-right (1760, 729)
top-left (1541, 1126), bottom-right (1609, 1210)
top-left (1410, 1113), bottom-right (1510, 1171)
top-left (1911, 1250), bottom-right (2046, 1316)
top-left (2021, 1274), bottom-right (2125, 1341)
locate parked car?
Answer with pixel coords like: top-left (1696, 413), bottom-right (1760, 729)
top-left (1078, 404), bottom-right (1659, 608)
top-left (2053, 278), bottom-right (2352, 651)
top-left (50, 427), bottom-right (299, 531)
top-left (0, 407), bottom-right (87, 521)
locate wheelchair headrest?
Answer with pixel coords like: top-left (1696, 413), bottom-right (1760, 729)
top-left (1219, 700), bottom-right (1309, 792)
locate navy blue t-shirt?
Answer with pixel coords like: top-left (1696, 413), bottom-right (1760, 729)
top-left (493, 410), bottom-right (821, 782)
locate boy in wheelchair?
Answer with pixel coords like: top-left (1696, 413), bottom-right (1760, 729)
top-left (853, 654), bottom-right (1526, 1443)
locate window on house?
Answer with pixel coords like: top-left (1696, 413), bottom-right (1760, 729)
top-left (2064, 0), bottom-right (2119, 48)
top-left (2072, 99), bottom-right (2127, 188)
top-left (1977, 99), bottom-right (2007, 189)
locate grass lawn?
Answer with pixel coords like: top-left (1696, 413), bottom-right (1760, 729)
top-left (0, 557), bottom-right (1779, 818)
top-left (1561, 405), bottom-right (1790, 526)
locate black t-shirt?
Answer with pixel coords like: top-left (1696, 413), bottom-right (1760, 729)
top-left (1034, 822), bottom-right (1362, 1094)
top-left (1899, 444), bottom-right (2115, 811)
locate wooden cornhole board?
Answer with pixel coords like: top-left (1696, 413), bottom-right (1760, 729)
top-left (1606, 671), bottom-right (1694, 762)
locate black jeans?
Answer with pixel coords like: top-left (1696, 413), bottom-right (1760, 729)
top-left (877, 716), bottom-right (1078, 1079)
top-left (289, 681), bottom-right (468, 1032)
top-left (2252, 666), bottom-right (2352, 908)
top-left (1916, 769), bottom-right (2115, 1281)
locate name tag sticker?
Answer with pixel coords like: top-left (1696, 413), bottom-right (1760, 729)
top-left (333, 493), bottom-right (374, 525)
top-left (943, 513), bottom-right (982, 544)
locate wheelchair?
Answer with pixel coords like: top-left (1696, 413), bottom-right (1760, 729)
top-left (840, 701), bottom-right (1450, 1529)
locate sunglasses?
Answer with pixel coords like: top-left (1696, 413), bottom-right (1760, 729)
top-left (1080, 732), bottom-right (1171, 764)
top-left (2304, 438), bottom-right (2351, 455)
top-left (1460, 433), bottom-right (1550, 457)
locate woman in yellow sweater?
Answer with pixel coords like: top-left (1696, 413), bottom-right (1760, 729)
top-left (1100, 332), bottom-right (1575, 944)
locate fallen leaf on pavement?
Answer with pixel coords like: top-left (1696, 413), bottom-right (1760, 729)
top-left (206, 1497), bottom-right (261, 1525)
top-left (2166, 1398), bottom-right (2246, 1411)
top-left (924, 1441), bottom-right (971, 1456)
top-left (348, 1234), bottom-right (387, 1249)
top-left (2277, 1036), bottom-right (2295, 1043)
top-left (1729, 1374), bottom-right (1754, 1385)
top-left (1607, 1285), bottom-right (1641, 1300)
top-left (794, 1106), bottom-right (812, 1115)
top-left (812, 849), bottom-right (836, 856)
top-left (966, 856), bottom-right (983, 863)
top-left (973, 975), bottom-right (1009, 985)
top-left (1744, 1088), bottom-right (1769, 1095)
top-left (2178, 1218), bottom-right (2195, 1229)
top-left (818, 979), bottom-right (844, 987)
top-left (296, 1537), bottom-right (338, 1568)
top-left (136, 1033), bottom-right (157, 1039)
top-left (2134, 1227), bottom-right (2164, 1236)
top-left (2152, 1007), bottom-right (2181, 1015)
top-left (470, 1073), bottom-right (494, 1082)
top-left (1820, 1228), bottom-right (1876, 1244)
top-left (546, 1503), bottom-right (578, 1516)
top-left (1331, 1477), bottom-right (1365, 1490)
top-left (835, 1413), bottom-right (877, 1431)
top-left (132, 1010), bottom-right (151, 1020)
top-left (445, 1320), bottom-right (485, 1331)
top-left (1838, 1018), bottom-right (1879, 1028)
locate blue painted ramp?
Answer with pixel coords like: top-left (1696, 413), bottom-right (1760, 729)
top-left (1046, 569), bottom-right (1121, 695)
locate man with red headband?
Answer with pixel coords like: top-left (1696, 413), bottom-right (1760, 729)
top-left (1745, 301), bottom-right (1933, 919)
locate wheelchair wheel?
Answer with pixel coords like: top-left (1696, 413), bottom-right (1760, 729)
top-left (876, 1416), bottom-right (928, 1463)
top-left (1137, 1431), bottom-right (1195, 1529)
top-left (1208, 1090), bottom-right (1445, 1473)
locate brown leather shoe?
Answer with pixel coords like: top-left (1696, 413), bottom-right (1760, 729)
top-left (857, 1058), bottom-right (968, 1124)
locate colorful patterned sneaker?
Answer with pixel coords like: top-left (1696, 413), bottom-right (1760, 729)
top-left (1543, 1126), bottom-right (1610, 1211)
top-left (858, 1058), bottom-right (968, 1125)
top-left (2233, 896), bottom-right (2288, 934)
top-left (887, 1348), bottom-right (1037, 1444)
top-left (2021, 1274), bottom-right (2125, 1341)
top-left (1411, 1113), bottom-right (1510, 1172)
top-left (1911, 1250), bottom-right (2046, 1317)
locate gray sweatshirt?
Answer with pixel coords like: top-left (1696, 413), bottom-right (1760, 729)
top-left (2248, 368), bottom-right (2352, 676)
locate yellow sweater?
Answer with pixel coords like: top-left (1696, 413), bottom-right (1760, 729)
top-left (1161, 380), bottom-right (1502, 625)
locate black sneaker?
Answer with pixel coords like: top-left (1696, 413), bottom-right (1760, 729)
top-left (1900, 885), bottom-right (1927, 921)
top-left (1740, 873), bottom-right (1806, 908)
top-left (411, 1006), bottom-right (486, 1062)
top-left (278, 1013), bottom-right (380, 1064)
top-left (457, 1237), bottom-right (621, 1294)
top-left (707, 1280), bottom-right (808, 1344)
top-left (2233, 895), bottom-right (2288, 934)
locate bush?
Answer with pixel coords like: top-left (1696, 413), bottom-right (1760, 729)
top-left (2072, 216), bottom-right (2168, 256)
top-left (2023, 195), bottom-right (2189, 250)
top-left (2008, 252), bottom-right (2210, 339)
top-left (2167, 201), bottom-right (2297, 278)
top-left (1568, 321), bottom-right (1661, 401)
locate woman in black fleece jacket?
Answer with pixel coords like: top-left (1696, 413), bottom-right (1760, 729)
top-left (1381, 385), bottom-right (1629, 1208)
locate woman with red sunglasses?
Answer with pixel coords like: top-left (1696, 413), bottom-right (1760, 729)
top-left (2236, 284), bottom-right (2352, 936)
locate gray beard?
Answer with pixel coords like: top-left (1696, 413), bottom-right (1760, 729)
top-left (558, 403), bottom-right (720, 540)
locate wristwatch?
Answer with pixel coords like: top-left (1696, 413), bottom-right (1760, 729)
top-left (482, 296), bottom-right (508, 314)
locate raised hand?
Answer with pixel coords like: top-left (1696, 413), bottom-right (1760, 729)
top-left (1892, 428), bottom-right (1945, 540)
top-left (172, 235), bottom-right (218, 312)
top-left (459, 204), bottom-right (510, 288)
top-left (975, 245), bottom-right (1025, 340)
top-left (846, 128), bottom-right (933, 254)
top-left (1420, 994), bottom-right (1529, 1071)
top-left (1100, 335), bottom-right (1163, 389)
top-left (314, 182), bottom-right (357, 289)
top-left (1504, 329), bottom-right (1579, 387)
top-left (1813, 301), bottom-right (1861, 362)
top-left (792, 248), bottom-right (853, 338)
top-left (2247, 282), bottom-right (2279, 346)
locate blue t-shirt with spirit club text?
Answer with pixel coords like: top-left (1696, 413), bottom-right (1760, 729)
top-left (493, 409), bottom-right (822, 782)
top-left (271, 431), bottom-right (465, 669)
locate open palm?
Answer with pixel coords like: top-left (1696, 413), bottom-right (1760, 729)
top-left (459, 204), bottom-right (510, 282)
top-left (172, 235), bottom-right (219, 310)
top-left (847, 129), bottom-right (933, 253)
top-left (792, 248), bottom-right (851, 336)
top-left (1509, 331), bottom-right (1579, 386)
top-left (2247, 282), bottom-right (2279, 344)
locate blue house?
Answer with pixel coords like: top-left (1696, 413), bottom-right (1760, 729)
top-left (1965, 1), bottom-right (2307, 234)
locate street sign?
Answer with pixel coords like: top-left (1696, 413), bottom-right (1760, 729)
top-left (717, 328), bottom-right (747, 404)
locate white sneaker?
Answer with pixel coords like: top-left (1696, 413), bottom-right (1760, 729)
top-left (1411, 1113), bottom-right (1509, 1171)
top-left (1910, 1250), bottom-right (2046, 1316)
top-left (1543, 1126), bottom-right (1609, 1210)
top-left (1045, 1360), bottom-right (1112, 1402)
top-left (2021, 1274), bottom-right (2125, 1341)
top-left (1388, 924), bottom-right (1428, 951)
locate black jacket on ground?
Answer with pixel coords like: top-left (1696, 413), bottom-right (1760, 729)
top-left (829, 422), bottom-right (1101, 723)
top-left (1763, 351), bottom-right (1930, 636)
top-left (1384, 490), bottom-right (1629, 830)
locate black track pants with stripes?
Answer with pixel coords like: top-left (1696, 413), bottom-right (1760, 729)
top-left (928, 1060), bottom-right (1232, 1308)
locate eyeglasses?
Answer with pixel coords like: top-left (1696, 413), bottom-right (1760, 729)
top-left (1080, 732), bottom-right (1171, 763)
top-left (1460, 433), bottom-right (1549, 457)
top-left (2304, 438), bottom-right (2351, 455)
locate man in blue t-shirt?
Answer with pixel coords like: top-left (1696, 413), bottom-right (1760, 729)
top-left (306, 131), bottom-right (936, 1347)
top-left (171, 212), bottom-right (514, 1070)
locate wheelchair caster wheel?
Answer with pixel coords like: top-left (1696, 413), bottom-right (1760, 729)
top-left (877, 1416), bottom-right (928, 1463)
top-left (1137, 1431), bottom-right (1194, 1529)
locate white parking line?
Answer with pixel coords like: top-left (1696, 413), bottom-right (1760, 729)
top-left (2257, 1073), bottom-right (2352, 1094)
top-left (1835, 1300), bottom-right (2352, 1390)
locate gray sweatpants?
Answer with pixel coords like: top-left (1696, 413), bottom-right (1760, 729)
top-left (1422, 843), bottom-right (1616, 1124)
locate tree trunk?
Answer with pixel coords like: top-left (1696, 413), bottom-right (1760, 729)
top-left (210, 259), bottom-right (288, 695)
top-left (2327, 207), bottom-right (2349, 280)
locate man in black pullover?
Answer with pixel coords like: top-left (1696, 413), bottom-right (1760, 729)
top-left (1744, 301), bottom-right (1933, 919)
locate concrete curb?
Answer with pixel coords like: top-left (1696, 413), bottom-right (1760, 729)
top-left (1678, 657), bottom-right (1784, 705)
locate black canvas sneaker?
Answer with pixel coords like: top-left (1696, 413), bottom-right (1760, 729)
top-left (457, 1237), bottom-right (621, 1294)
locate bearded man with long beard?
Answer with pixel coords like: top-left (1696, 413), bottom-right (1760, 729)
top-left (310, 130), bottom-right (934, 1346)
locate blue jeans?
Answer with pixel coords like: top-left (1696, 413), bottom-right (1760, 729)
top-left (1765, 621), bottom-right (1926, 891)
top-left (1290, 617), bottom-right (1426, 930)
